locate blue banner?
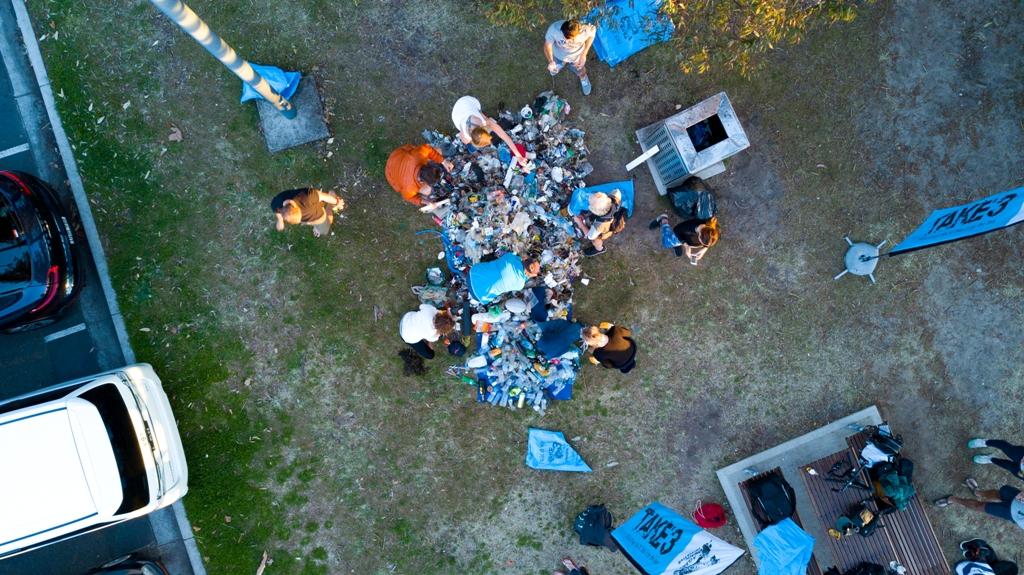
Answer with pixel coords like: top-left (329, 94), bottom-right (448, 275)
top-left (889, 186), bottom-right (1024, 255)
top-left (524, 429), bottom-right (591, 472)
top-left (612, 502), bottom-right (701, 574)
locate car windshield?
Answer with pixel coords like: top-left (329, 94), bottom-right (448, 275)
top-left (78, 384), bottom-right (151, 514)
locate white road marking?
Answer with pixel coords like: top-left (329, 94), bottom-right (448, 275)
top-left (43, 322), bottom-right (86, 342)
top-left (0, 143), bottom-right (30, 160)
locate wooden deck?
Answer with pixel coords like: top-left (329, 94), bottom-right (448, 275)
top-left (801, 450), bottom-right (897, 571)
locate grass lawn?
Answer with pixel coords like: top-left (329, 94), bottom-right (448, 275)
top-left (27, 0), bottom-right (1024, 573)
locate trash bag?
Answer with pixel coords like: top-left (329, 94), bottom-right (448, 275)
top-left (240, 63), bottom-right (301, 103)
top-left (525, 428), bottom-right (591, 472)
top-left (668, 177), bottom-right (716, 220)
top-left (752, 518), bottom-right (814, 575)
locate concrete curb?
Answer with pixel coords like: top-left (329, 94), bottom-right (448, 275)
top-left (9, 2), bottom-right (206, 574)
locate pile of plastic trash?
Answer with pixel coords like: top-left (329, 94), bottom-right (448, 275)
top-left (418, 92), bottom-right (591, 414)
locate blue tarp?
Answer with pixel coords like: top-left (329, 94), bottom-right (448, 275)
top-left (752, 519), bottom-right (814, 575)
top-left (525, 428), bottom-right (591, 472)
top-left (586, 0), bottom-right (675, 68)
top-left (536, 319), bottom-right (580, 359)
top-left (889, 186), bottom-right (1024, 255)
top-left (569, 180), bottom-right (635, 217)
top-left (240, 63), bottom-right (301, 103)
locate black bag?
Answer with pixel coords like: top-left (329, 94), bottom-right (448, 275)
top-left (868, 425), bottom-right (903, 456)
top-left (747, 474), bottom-right (796, 525)
top-left (844, 563), bottom-right (885, 575)
top-left (573, 505), bottom-right (617, 550)
top-left (668, 178), bottom-right (717, 221)
top-left (992, 561), bottom-right (1019, 575)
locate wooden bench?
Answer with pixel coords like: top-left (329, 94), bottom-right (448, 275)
top-left (846, 433), bottom-right (950, 575)
top-left (801, 450), bottom-right (897, 572)
top-left (740, 467), bottom-right (823, 575)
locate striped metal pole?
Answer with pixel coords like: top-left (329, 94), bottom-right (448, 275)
top-left (148, 0), bottom-right (296, 119)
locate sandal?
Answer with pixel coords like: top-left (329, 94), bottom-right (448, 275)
top-left (964, 477), bottom-right (980, 495)
top-left (933, 496), bottom-right (952, 508)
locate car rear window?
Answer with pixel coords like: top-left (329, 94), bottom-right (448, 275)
top-left (79, 384), bottom-right (150, 514)
top-left (0, 196), bottom-right (22, 246)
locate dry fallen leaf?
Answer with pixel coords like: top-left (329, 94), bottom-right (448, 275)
top-left (224, 515), bottom-right (232, 523)
top-left (168, 126), bottom-right (183, 142)
top-left (255, 551), bottom-right (269, 575)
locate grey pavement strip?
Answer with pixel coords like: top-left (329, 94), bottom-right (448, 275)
top-left (0, 142), bottom-right (29, 159)
top-left (9, 2), bottom-right (206, 574)
top-left (42, 322), bottom-right (86, 343)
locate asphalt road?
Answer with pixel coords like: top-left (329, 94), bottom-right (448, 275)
top-left (0, 2), bottom-right (196, 573)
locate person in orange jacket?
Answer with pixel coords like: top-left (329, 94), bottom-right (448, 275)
top-left (385, 144), bottom-right (452, 206)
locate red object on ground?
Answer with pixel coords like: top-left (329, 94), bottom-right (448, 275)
top-left (514, 143), bottom-right (527, 157)
top-left (693, 502), bottom-right (728, 528)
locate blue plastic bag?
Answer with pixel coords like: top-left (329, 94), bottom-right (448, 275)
top-left (240, 63), bottom-right (301, 103)
top-left (569, 180), bottom-right (635, 217)
top-left (752, 518), bottom-right (814, 575)
top-left (586, 0), bottom-right (675, 68)
top-left (526, 428), bottom-right (592, 472)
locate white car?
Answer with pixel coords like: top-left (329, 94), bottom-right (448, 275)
top-left (0, 364), bottom-right (188, 560)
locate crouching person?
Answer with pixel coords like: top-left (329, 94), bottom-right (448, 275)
top-left (583, 323), bottom-right (637, 373)
top-left (467, 253), bottom-right (540, 304)
top-left (400, 304), bottom-right (455, 360)
top-left (574, 190), bottom-right (627, 256)
top-left (385, 143), bottom-right (452, 207)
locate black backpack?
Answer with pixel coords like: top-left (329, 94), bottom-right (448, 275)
top-left (748, 474), bottom-right (796, 525)
top-left (573, 504), bottom-right (617, 550)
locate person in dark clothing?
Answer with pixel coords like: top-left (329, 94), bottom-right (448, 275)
top-left (968, 438), bottom-right (1024, 480)
top-left (649, 213), bottom-right (719, 265)
top-left (271, 187), bottom-right (344, 237)
top-left (583, 323), bottom-right (637, 373)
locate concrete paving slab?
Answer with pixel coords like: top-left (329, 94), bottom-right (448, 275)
top-left (716, 405), bottom-right (883, 569)
top-left (257, 77), bottom-right (329, 153)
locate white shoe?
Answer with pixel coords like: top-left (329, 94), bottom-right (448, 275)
top-left (967, 438), bottom-right (988, 448)
top-left (974, 455), bottom-right (993, 464)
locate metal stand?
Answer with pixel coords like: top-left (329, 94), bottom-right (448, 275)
top-left (834, 237), bottom-right (887, 284)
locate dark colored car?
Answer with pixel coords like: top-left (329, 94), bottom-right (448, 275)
top-left (0, 170), bottom-right (81, 332)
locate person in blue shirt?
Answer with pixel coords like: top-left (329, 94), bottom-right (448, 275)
top-left (467, 254), bottom-right (540, 304)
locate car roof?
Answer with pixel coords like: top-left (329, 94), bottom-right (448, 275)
top-left (0, 398), bottom-right (123, 551)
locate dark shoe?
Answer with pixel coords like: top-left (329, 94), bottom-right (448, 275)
top-left (648, 213), bottom-right (668, 230)
top-left (673, 246), bottom-right (684, 257)
top-left (583, 245), bottom-right (605, 257)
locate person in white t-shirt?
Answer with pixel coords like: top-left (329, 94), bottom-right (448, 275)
top-left (544, 19), bottom-right (597, 95)
top-left (450, 96), bottom-right (528, 167)
top-left (399, 304), bottom-right (455, 359)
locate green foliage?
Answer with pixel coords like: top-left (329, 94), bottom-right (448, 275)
top-left (481, 0), bottom-right (870, 76)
